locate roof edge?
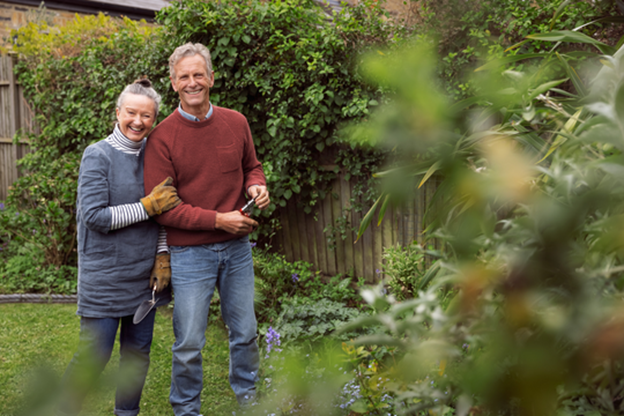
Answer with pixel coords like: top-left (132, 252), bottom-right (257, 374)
top-left (1, 0), bottom-right (159, 21)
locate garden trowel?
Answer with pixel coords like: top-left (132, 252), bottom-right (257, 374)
top-left (133, 287), bottom-right (156, 324)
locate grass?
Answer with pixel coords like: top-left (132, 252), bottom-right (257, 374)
top-left (0, 303), bottom-right (240, 415)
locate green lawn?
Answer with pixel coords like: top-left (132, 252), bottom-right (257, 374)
top-left (0, 303), bottom-right (240, 415)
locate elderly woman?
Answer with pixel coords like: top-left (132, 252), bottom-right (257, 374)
top-left (57, 78), bottom-right (178, 416)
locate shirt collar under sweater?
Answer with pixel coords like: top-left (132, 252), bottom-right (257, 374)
top-left (105, 124), bottom-right (144, 156)
top-left (177, 103), bottom-right (213, 122)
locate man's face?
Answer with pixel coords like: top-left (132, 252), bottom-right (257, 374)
top-left (170, 54), bottom-right (214, 113)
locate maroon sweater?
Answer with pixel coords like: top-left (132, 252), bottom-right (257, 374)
top-left (144, 106), bottom-right (266, 246)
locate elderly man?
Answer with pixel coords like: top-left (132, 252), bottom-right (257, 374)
top-left (144, 42), bottom-right (270, 415)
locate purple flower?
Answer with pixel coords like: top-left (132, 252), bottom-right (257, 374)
top-left (0, 202), bottom-right (4, 210)
top-left (291, 273), bottom-right (299, 283)
top-left (32, 229), bottom-right (36, 235)
top-left (376, 269), bottom-right (381, 275)
top-left (265, 326), bottom-right (281, 354)
top-left (250, 242), bottom-right (257, 248)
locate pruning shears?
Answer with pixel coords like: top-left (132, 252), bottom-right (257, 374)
top-left (240, 196), bottom-right (257, 217)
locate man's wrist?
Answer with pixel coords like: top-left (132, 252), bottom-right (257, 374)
top-left (247, 185), bottom-right (260, 194)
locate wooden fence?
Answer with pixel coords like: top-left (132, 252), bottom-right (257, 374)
top-left (274, 175), bottom-right (439, 282)
top-left (0, 54), bottom-right (36, 201)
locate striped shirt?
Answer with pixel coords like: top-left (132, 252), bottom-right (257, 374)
top-left (105, 125), bottom-right (168, 253)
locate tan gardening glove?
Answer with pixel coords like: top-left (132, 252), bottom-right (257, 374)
top-left (141, 177), bottom-right (181, 216)
top-left (150, 252), bottom-right (171, 293)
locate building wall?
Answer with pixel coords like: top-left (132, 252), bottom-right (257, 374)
top-left (0, 2), bottom-right (80, 47)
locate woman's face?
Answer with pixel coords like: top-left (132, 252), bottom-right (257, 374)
top-left (116, 94), bottom-right (157, 142)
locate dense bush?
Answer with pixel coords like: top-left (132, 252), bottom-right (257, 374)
top-left (0, 15), bottom-right (162, 293)
top-left (157, 0), bottom-right (396, 217)
top-left (414, 0), bottom-right (624, 99)
top-left (0, 0), bottom-right (399, 290)
top-left (252, 248), bottom-right (361, 325)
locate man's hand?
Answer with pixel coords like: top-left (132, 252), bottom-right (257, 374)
top-left (248, 185), bottom-right (270, 210)
top-left (150, 252), bottom-right (171, 293)
top-left (215, 211), bottom-right (258, 235)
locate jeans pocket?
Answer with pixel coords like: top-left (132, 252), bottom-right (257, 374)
top-left (169, 245), bottom-right (190, 254)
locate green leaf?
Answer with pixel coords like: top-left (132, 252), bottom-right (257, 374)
top-left (537, 108), bottom-right (582, 163)
top-left (526, 31), bottom-right (615, 55)
top-left (242, 34), bottom-right (251, 44)
top-left (377, 193), bottom-right (391, 226)
top-left (350, 400), bottom-right (369, 413)
top-left (549, 0), bottom-right (572, 31)
top-left (356, 195), bottom-right (382, 242)
top-left (556, 53), bottom-right (586, 97)
top-left (284, 189), bottom-right (292, 200)
top-left (475, 53), bottom-right (546, 72)
top-left (527, 78), bottom-right (568, 101)
top-left (615, 82), bottom-right (624, 122)
top-left (418, 161), bottom-right (441, 189)
top-left (418, 261), bottom-right (441, 290)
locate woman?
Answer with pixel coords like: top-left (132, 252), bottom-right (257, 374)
top-left (57, 78), bottom-right (178, 416)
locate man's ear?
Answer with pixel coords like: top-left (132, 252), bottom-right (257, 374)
top-left (170, 76), bottom-right (178, 92)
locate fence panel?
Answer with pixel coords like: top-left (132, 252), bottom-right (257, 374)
top-left (0, 54), bottom-right (34, 202)
top-left (274, 173), bottom-right (438, 281)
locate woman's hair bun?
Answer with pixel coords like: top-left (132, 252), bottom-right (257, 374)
top-left (134, 76), bottom-right (152, 89)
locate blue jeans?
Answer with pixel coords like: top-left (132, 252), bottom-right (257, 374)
top-left (169, 236), bottom-right (259, 416)
top-left (57, 311), bottom-right (156, 416)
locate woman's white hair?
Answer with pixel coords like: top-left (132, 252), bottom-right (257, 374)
top-left (116, 78), bottom-right (162, 118)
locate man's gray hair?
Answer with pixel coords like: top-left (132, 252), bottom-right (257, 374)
top-left (169, 43), bottom-right (213, 79)
top-left (116, 78), bottom-right (162, 118)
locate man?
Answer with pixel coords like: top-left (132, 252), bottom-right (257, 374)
top-left (143, 42), bottom-right (270, 415)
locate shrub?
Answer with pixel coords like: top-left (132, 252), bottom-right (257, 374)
top-left (0, 15), bottom-right (164, 292)
top-left (2, 0), bottom-right (400, 291)
top-left (157, 0), bottom-right (395, 218)
top-left (382, 243), bottom-right (442, 301)
top-left (253, 249), bottom-right (361, 324)
top-left (272, 297), bottom-right (366, 347)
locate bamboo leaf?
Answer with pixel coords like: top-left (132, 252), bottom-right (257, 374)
top-left (527, 78), bottom-right (568, 101)
top-left (614, 81), bottom-right (624, 122)
top-left (550, 0), bottom-right (572, 30)
top-left (418, 161), bottom-right (441, 189)
top-left (356, 195), bottom-right (382, 242)
top-left (418, 262), bottom-right (441, 290)
top-left (475, 53), bottom-right (547, 72)
top-left (450, 96), bottom-right (485, 112)
top-left (556, 53), bottom-right (587, 96)
top-left (537, 108), bottom-right (582, 163)
top-left (378, 194), bottom-right (391, 226)
top-left (526, 31), bottom-right (615, 55)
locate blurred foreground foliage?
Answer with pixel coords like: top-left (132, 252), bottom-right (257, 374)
top-left (250, 4), bottom-right (624, 416)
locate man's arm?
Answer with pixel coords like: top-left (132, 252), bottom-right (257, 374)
top-left (144, 132), bottom-right (217, 230)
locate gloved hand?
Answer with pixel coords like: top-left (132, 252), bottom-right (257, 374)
top-left (141, 177), bottom-right (181, 216)
top-left (150, 252), bottom-right (171, 293)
